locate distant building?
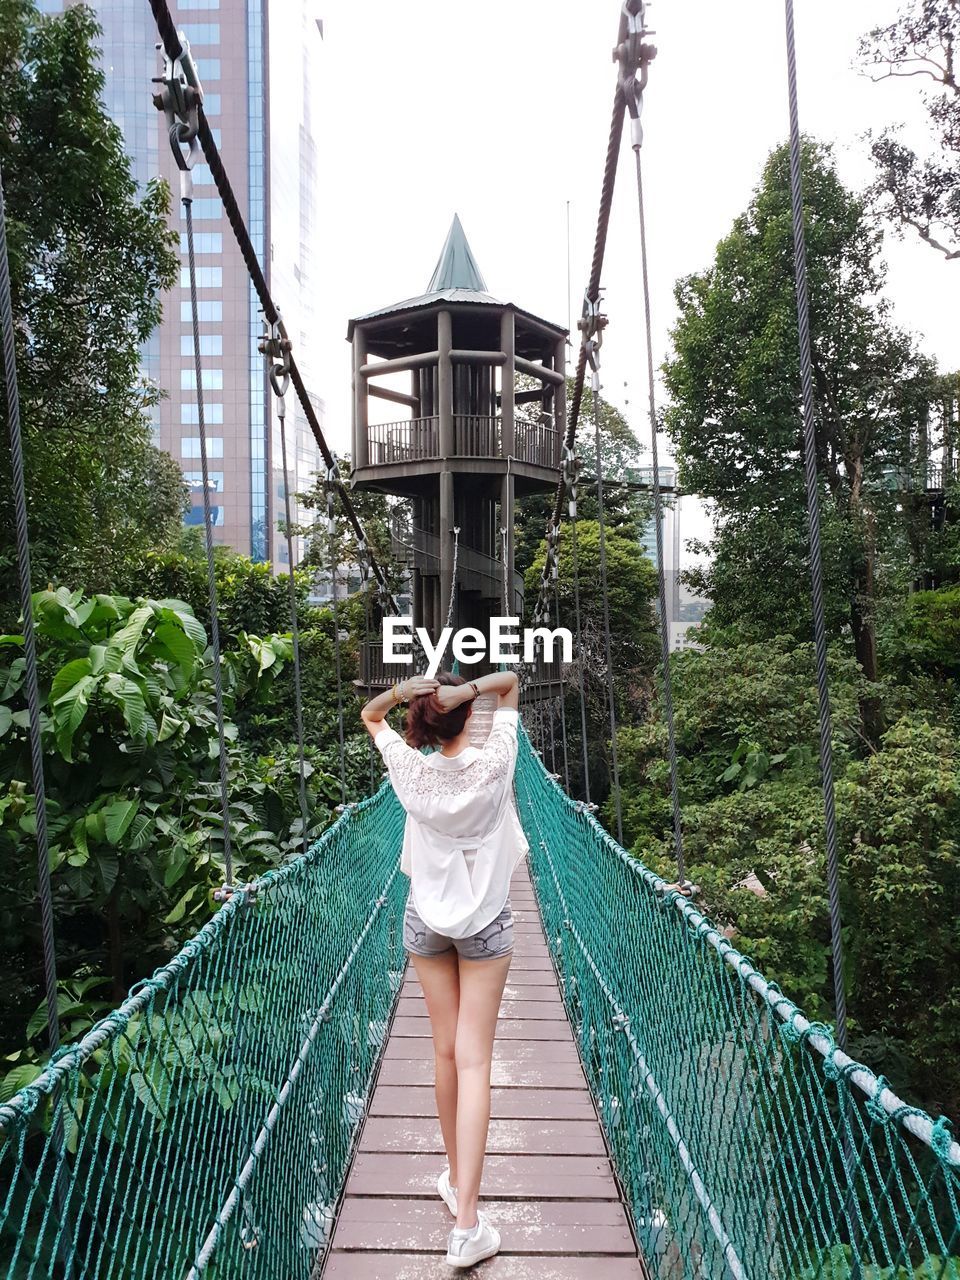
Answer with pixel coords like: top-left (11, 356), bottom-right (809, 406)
top-left (40, 0), bottom-right (325, 567)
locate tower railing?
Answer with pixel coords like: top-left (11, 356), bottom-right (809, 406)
top-left (515, 416), bottom-right (561, 468)
top-left (452, 414), bottom-right (500, 457)
top-left (368, 416), bottom-right (440, 464)
top-left (364, 415), bottom-right (561, 468)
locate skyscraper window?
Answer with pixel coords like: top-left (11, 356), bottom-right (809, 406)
top-left (180, 231), bottom-right (222, 252)
top-left (181, 403), bottom-right (224, 425)
top-left (180, 301), bottom-right (222, 322)
top-left (180, 266), bottom-right (222, 288)
top-left (181, 24), bottom-right (220, 44)
top-left (185, 504), bottom-right (225, 527)
top-left (181, 334), bottom-right (223, 356)
top-left (181, 437), bottom-right (224, 458)
top-left (183, 471), bottom-right (224, 491)
top-left (181, 368), bottom-right (224, 391)
top-left (184, 199), bottom-right (223, 221)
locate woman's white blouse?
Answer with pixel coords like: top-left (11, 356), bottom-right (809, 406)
top-left (374, 706), bottom-right (529, 938)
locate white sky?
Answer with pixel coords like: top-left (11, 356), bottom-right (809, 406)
top-left (308, 0), bottom-right (955, 565)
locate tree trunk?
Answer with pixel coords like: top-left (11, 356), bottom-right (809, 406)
top-left (850, 508), bottom-right (884, 746)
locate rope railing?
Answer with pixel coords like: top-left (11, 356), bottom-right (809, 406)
top-left (3, 734), bottom-right (959, 1277)
top-left (0, 786), bottom-right (407, 1279)
top-left (516, 725), bottom-right (960, 1278)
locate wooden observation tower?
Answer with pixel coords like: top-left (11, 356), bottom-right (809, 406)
top-left (348, 215), bottom-right (567, 682)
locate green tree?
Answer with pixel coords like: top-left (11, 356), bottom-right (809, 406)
top-left (859, 0), bottom-right (960, 262)
top-left (0, 1), bottom-right (184, 621)
top-left (616, 635), bottom-right (960, 1112)
top-left (514, 377), bottom-right (653, 578)
top-left (525, 519), bottom-right (658, 802)
top-left (0, 589), bottom-right (345, 1071)
top-left (664, 138), bottom-right (938, 740)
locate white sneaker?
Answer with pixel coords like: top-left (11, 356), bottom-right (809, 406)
top-left (437, 1166), bottom-right (458, 1216)
top-left (445, 1210), bottom-right (500, 1268)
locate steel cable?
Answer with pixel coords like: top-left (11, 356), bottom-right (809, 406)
top-left (0, 160), bottom-right (73, 1276)
top-left (147, 0), bottom-right (399, 617)
top-left (591, 385), bottom-right (623, 843)
top-left (184, 197), bottom-right (234, 885)
top-left (0, 167), bottom-right (59, 1056)
top-left (630, 149), bottom-right (685, 884)
top-left (569, 511), bottom-right (592, 803)
top-left (784, 0), bottom-right (849, 1052)
top-left (327, 475), bottom-right (347, 805)
top-left (274, 387), bottom-right (310, 854)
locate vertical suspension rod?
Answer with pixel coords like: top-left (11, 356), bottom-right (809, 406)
top-left (783, 0), bottom-right (849, 1051)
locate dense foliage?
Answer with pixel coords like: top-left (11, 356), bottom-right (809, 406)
top-left (0, 2), bottom-right (186, 621)
top-left (0, 584), bottom-right (363, 1100)
top-left (613, 133), bottom-right (960, 1116)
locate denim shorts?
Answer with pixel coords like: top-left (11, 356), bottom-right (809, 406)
top-left (403, 893), bottom-right (514, 961)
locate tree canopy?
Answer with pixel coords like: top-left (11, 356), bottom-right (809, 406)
top-left (664, 138), bottom-right (941, 738)
top-left (859, 0), bottom-right (960, 261)
top-left (0, 1), bottom-right (184, 621)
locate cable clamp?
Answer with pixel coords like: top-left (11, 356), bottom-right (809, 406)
top-left (613, 1), bottom-right (657, 151)
top-left (259, 315), bottom-right (292, 404)
top-left (579, 293), bottom-right (608, 392)
top-left (654, 878), bottom-right (698, 900)
top-left (213, 880), bottom-right (259, 906)
top-left (152, 35), bottom-right (205, 176)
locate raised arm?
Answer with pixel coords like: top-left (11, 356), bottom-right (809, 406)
top-left (360, 675), bottom-right (438, 740)
top-left (435, 669), bottom-right (519, 714)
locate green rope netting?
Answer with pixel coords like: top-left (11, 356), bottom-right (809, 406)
top-left (515, 725), bottom-right (960, 1280)
top-left (3, 727), bottom-right (959, 1279)
top-left (0, 783), bottom-right (407, 1279)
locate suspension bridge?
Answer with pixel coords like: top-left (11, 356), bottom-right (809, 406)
top-left (1, 1), bottom-right (959, 1277)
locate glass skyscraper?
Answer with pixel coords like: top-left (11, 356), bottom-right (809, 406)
top-left (45, 0), bottom-right (325, 565)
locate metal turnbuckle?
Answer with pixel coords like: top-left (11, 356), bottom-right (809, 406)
top-left (613, 0), bottom-right (658, 151)
top-left (152, 35), bottom-right (205, 186)
top-left (579, 292), bottom-right (608, 393)
top-left (259, 315), bottom-right (293, 420)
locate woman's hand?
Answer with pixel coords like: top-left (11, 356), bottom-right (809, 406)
top-left (401, 676), bottom-right (439, 701)
top-left (434, 682), bottom-right (473, 711)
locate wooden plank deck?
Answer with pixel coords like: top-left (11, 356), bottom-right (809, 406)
top-left (324, 862), bottom-right (644, 1277)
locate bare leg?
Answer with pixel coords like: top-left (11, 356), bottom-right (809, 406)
top-left (410, 949), bottom-right (460, 1184)
top-left (453, 953), bottom-right (512, 1229)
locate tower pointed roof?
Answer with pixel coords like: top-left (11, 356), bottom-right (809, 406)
top-left (425, 215), bottom-right (488, 293)
top-left (348, 215), bottom-right (504, 334)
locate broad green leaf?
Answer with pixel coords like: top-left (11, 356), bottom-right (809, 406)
top-left (103, 797), bottom-right (139, 845)
top-left (103, 675), bottom-right (147, 738)
top-left (0, 706), bottom-right (11, 738)
top-left (154, 622), bottom-right (197, 671)
top-left (52, 675), bottom-right (95, 760)
top-left (0, 1062), bottom-right (43, 1105)
top-left (108, 604), bottom-right (154, 656)
top-left (165, 885), bottom-right (202, 924)
top-left (85, 811), bottom-right (107, 843)
top-left (97, 852), bottom-right (119, 895)
top-left (50, 657), bottom-right (93, 702)
top-left (164, 848), bottom-right (193, 888)
top-left (158, 711), bottom-right (184, 743)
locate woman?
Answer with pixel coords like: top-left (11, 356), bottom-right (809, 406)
top-left (361, 667), bottom-right (527, 1269)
